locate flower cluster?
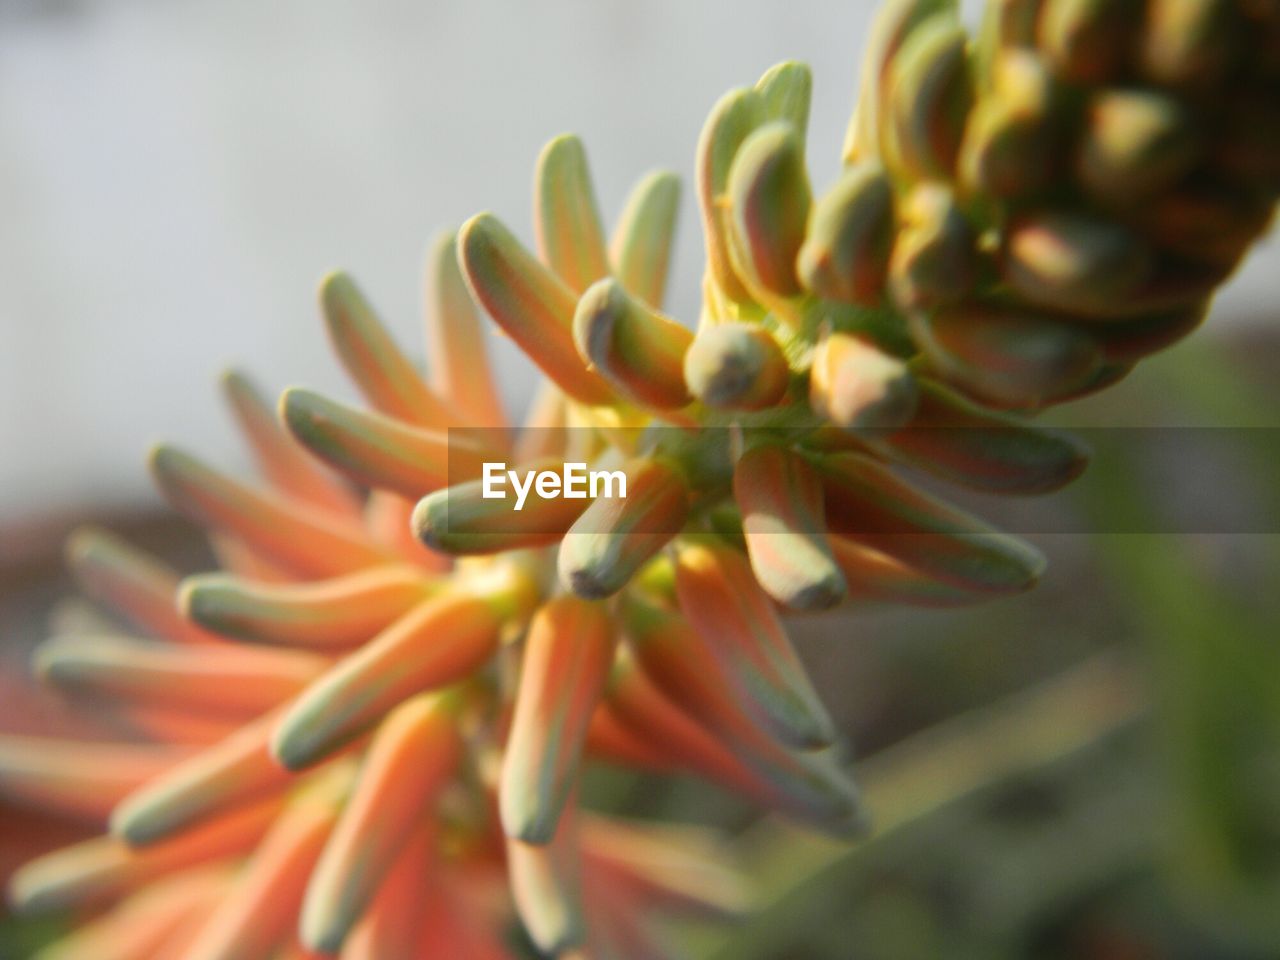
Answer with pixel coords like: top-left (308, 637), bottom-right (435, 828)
top-left (2, 0), bottom-right (1277, 957)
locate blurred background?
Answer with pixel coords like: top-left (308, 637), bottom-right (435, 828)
top-left (2, 2), bottom-right (1279, 958)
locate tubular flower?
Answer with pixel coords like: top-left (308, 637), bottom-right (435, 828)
top-left (4, 0), bottom-right (1279, 956)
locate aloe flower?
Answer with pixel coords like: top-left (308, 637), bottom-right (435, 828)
top-left (3, 0), bottom-right (1278, 956)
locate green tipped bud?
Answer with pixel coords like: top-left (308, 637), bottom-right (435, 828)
top-left (889, 183), bottom-right (975, 311)
top-left (755, 60), bottom-right (813, 135)
top-left (319, 272), bottom-right (457, 429)
top-left (843, 0), bottom-right (955, 164)
top-left (809, 333), bottom-right (918, 431)
top-left (457, 213), bottom-right (614, 406)
top-left (534, 134), bottom-right (610, 293)
top-left (734, 445), bottom-right (847, 610)
top-left (696, 88), bottom-right (767, 303)
top-left (180, 566), bottom-right (434, 648)
top-left (1003, 211), bottom-right (1153, 316)
top-left (727, 122), bottom-right (812, 298)
top-left (1037, 0), bottom-right (1139, 83)
top-left (867, 378), bottom-right (1090, 495)
top-left (609, 171), bottom-right (681, 309)
top-left (886, 14), bottom-right (972, 181)
top-left (1142, 0), bottom-right (1239, 86)
top-left (910, 301), bottom-right (1105, 409)
top-left (1078, 90), bottom-right (1199, 203)
top-left (148, 445), bottom-right (393, 579)
top-left (818, 452), bottom-right (1046, 595)
top-left (573, 278), bottom-right (693, 409)
top-left (280, 388), bottom-right (494, 499)
top-left (558, 458), bottom-right (689, 599)
top-left (683, 323), bottom-right (791, 410)
top-left (797, 161), bottom-right (895, 305)
top-left (411, 460), bottom-right (591, 555)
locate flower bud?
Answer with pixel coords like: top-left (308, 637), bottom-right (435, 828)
top-left (423, 231), bottom-right (506, 429)
top-left (1078, 90), bottom-right (1199, 203)
top-left (66, 527), bottom-right (219, 646)
top-left (179, 566), bottom-right (434, 648)
top-left (609, 171), bottom-right (681, 309)
top-left (910, 300), bottom-right (1105, 408)
top-left (886, 14), bottom-right (972, 181)
top-left (558, 458), bottom-right (689, 599)
top-left (270, 593), bottom-right (501, 769)
top-left (797, 161), bottom-right (895, 304)
top-left (809, 332), bottom-right (918, 430)
top-left (412, 459), bottom-right (591, 556)
top-left (819, 452), bottom-right (1046, 594)
top-left (222, 370), bottom-right (360, 516)
top-left (674, 541), bottom-right (837, 749)
top-left (458, 214), bottom-right (614, 406)
top-left (756, 60), bottom-right (813, 133)
top-left (9, 798), bottom-right (282, 914)
top-left (683, 323), bottom-right (790, 410)
top-left (734, 444), bottom-right (847, 610)
top-left (696, 88), bottom-right (767, 303)
top-left (573, 278), bottom-right (693, 409)
top-left (889, 183), bottom-right (975, 310)
top-left (110, 710), bottom-right (293, 846)
top-left (301, 695), bottom-right (460, 952)
top-left (280, 388), bottom-right (495, 499)
top-left (502, 597), bottom-right (616, 842)
top-left (535, 135), bottom-right (611, 294)
top-left (727, 122), bottom-right (812, 298)
top-left (319, 272), bottom-right (457, 428)
top-left (868, 377), bottom-right (1089, 494)
top-left (1003, 211), bottom-right (1153, 317)
top-left (148, 445), bottom-right (394, 578)
top-left (1038, 0), bottom-right (1138, 83)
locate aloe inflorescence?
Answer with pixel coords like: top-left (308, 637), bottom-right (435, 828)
top-left (3, 0), bottom-right (1278, 956)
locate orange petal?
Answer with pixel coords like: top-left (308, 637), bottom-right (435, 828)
top-left (280, 387), bottom-right (496, 499)
top-left (301, 695), bottom-right (460, 952)
top-left (179, 566), bottom-right (436, 648)
top-left (271, 593), bottom-right (502, 770)
top-left (33, 865), bottom-right (230, 960)
top-left (0, 737), bottom-right (186, 825)
top-left (178, 777), bottom-right (345, 960)
top-left (502, 597), bottom-right (616, 842)
top-left (734, 444), bottom-right (847, 610)
top-left (817, 451), bottom-right (1046, 593)
top-left (9, 795), bottom-right (282, 914)
top-left (673, 541), bottom-right (836, 748)
top-left (149, 445), bottom-right (395, 578)
top-left (111, 708), bottom-right (296, 846)
top-left (35, 634), bottom-right (325, 720)
top-left (457, 213), bottom-right (614, 406)
top-left (66, 527), bottom-right (221, 646)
